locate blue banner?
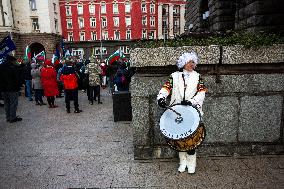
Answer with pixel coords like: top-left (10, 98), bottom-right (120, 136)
top-left (0, 35), bottom-right (16, 59)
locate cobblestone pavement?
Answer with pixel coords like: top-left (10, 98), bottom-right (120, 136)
top-left (0, 89), bottom-right (284, 189)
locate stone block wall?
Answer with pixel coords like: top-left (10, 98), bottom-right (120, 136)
top-left (0, 32), bottom-right (61, 59)
top-left (130, 45), bottom-right (284, 159)
top-left (185, 0), bottom-right (284, 33)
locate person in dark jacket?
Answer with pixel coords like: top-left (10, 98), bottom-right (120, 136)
top-left (0, 55), bottom-right (23, 123)
top-left (23, 59), bottom-right (33, 101)
top-left (60, 60), bottom-right (82, 113)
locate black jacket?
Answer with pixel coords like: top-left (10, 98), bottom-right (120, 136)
top-left (22, 63), bottom-right (32, 80)
top-left (0, 60), bottom-right (23, 92)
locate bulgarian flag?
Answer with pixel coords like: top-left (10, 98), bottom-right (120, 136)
top-left (107, 49), bottom-right (126, 65)
top-left (24, 46), bottom-right (31, 61)
top-left (33, 50), bottom-right (45, 61)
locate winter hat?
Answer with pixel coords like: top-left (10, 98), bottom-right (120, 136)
top-left (176, 52), bottom-right (198, 69)
top-left (44, 59), bottom-right (52, 66)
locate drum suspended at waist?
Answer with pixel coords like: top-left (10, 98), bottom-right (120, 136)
top-left (159, 104), bottom-right (206, 151)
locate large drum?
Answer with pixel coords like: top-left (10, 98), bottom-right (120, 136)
top-left (159, 104), bottom-right (206, 152)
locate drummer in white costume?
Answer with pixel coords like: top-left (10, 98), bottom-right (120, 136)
top-left (157, 52), bottom-right (207, 174)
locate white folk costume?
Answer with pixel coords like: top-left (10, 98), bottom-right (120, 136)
top-left (157, 52), bottom-right (207, 174)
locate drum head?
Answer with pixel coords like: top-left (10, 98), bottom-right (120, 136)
top-left (160, 104), bottom-right (200, 140)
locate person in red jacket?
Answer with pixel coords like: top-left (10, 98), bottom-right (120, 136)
top-left (60, 60), bottom-right (82, 113)
top-left (41, 59), bottom-right (59, 108)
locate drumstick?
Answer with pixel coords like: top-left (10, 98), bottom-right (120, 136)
top-left (165, 106), bottom-right (181, 117)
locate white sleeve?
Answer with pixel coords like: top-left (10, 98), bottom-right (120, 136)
top-left (190, 91), bottom-right (206, 108)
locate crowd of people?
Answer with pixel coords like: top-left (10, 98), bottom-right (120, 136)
top-left (0, 53), bottom-right (134, 123)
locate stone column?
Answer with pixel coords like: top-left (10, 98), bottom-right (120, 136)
top-left (180, 4), bottom-right (185, 35)
top-left (157, 3), bottom-right (163, 39)
top-left (169, 4), bottom-right (174, 38)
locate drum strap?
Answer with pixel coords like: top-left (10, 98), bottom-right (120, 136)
top-left (182, 74), bottom-right (186, 102)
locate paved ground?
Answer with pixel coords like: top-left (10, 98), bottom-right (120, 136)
top-left (0, 89), bottom-right (283, 189)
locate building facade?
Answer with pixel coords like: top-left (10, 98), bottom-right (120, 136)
top-left (0, 0), bottom-right (62, 59)
top-left (59, 0), bottom-right (186, 59)
top-left (185, 0), bottom-right (284, 33)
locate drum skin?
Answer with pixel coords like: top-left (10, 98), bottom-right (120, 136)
top-left (159, 104), bottom-right (206, 152)
top-left (166, 123), bottom-right (206, 151)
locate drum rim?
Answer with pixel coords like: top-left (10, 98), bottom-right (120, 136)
top-left (160, 103), bottom-right (202, 140)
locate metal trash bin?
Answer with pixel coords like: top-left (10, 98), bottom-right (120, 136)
top-left (112, 91), bottom-right (132, 122)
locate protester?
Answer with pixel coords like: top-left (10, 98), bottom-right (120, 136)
top-left (0, 55), bottom-right (23, 123)
top-left (23, 59), bottom-right (33, 101)
top-left (41, 59), bottom-right (59, 108)
top-left (113, 60), bottom-right (130, 91)
top-left (31, 62), bottom-right (46, 105)
top-left (85, 56), bottom-right (102, 105)
top-left (60, 59), bottom-right (82, 113)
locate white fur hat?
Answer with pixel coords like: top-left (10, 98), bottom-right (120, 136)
top-left (176, 52), bottom-right (198, 69)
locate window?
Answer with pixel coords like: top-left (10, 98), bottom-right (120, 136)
top-left (150, 16), bottom-right (155, 26)
top-left (101, 17), bottom-right (107, 28)
top-left (66, 6), bottom-right (71, 16)
top-left (101, 2), bottom-right (106, 14)
top-left (125, 17), bottom-right (131, 27)
top-left (80, 32), bottom-right (85, 41)
top-left (150, 3), bottom-right (155, 13)
top-left (113, 17), bottom-right (119, 27)
top-left (102, 31), bottom-right (108, 40)
top-left (29, 0), bottom-right (36, 11)
top-left (31, 17), bottom-right (39, 31)
top-left (101, 47), bottom-right (107, 54)
top-left (78, 18), bottom-right (84, 28)
top-left (53, 3), bottom-right (57, 13)
top-left (89, 4), bottom-right (95, 14)
top-left (162, 5), bottom-right (169, 16)
top-left (174, 18), bottom-right (180, 28)
top-left (149, 30), bottom-right (155, 39)
top-left (77, 4), bottom-right (83, 15)
top-left (142, 30), bottom-right (147, 39)
top-left (54, 19), bottom-right (58, 33)
top-left (95, 47), bottom-right (101, 55)
top-left (91, 32), bottom-right (97, 40)
top-left (141, 2), bottom-right (146, 13)
top-left (120, 46), bottom-right (130, 54)
top-left (68, 32), bottom-right (73, 41)
top-left (142, 16), bottom-right (147, 26)
top-left (113, 3), bottom-right (118, 14)
top-left (125, 2), bottom-right (131, 13)
top-left (95, 47), bottom-right (107, 55)
top-left (126, 30), bottom-right (131, 39)
top-left (90, 18), bottom-right (96, 27)
top-left (72, 48), bottom-right (84, 58)
top-left (173, 5), bottom-right (180, 15)
top-left (114, 31), bottom-right (120, 40)
top-left (67, 19), bottom-right (72, 29)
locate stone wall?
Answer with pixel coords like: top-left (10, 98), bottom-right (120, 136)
top-left (130, 44), bottom-right (284, 159)
top-left (0, 32), bottom-right (61, 59)
top-left (185, 0), bottom-right (284, 33)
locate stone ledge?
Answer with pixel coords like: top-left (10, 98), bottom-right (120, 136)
top-left (130, 44), bottom-right (284, 67)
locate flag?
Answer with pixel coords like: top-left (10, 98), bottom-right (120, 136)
top-left (24, 45), bottom-right (31, 61)
top-left (60, 38), bottom-right (66, 57)
top-left (107, 49), bottom-right (127, 65)
top-left (0, 35), bottom-right (16, 59)
top-left (33, 50), bottom-right (45, 61)
top-left (52, 46), bottom-right (61, 64)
